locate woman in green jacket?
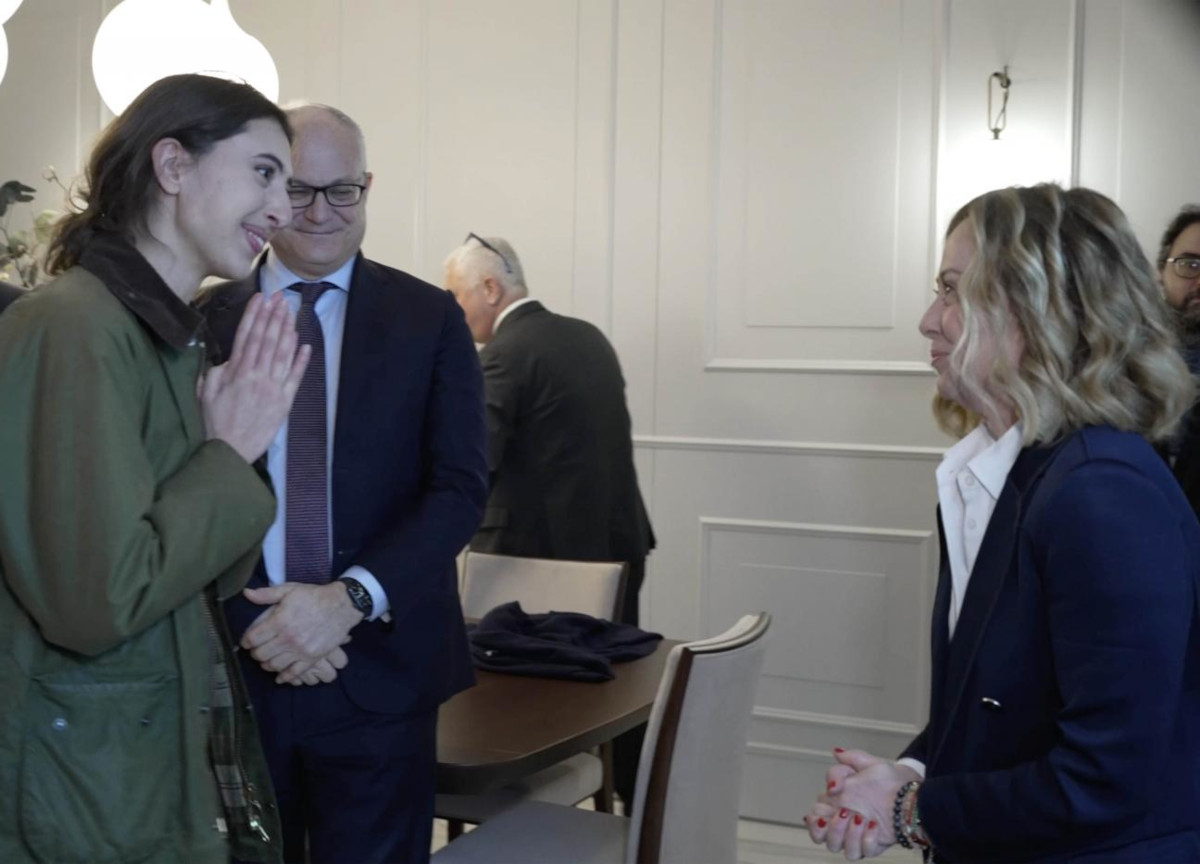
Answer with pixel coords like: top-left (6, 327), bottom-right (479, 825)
top-left (0, 75), bottom-right (310, 863)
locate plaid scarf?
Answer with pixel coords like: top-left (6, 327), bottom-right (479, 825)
top-left (202, 587), bottom-right (275, 860)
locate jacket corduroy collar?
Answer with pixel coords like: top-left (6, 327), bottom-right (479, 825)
top-left (79, 233), bottom-right (204, 351)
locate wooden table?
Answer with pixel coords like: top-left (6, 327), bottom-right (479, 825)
top-left (436, 638), bottom-right (678, 794)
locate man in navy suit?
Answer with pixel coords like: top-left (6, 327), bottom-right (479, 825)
top-left (202, 104), bottom-right (487, 864)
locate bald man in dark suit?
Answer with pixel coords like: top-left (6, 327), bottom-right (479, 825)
top-left (444, 235), bottom-right (655, 807)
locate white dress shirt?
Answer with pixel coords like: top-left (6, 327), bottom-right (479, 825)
top-left (898, 421), bottom-right (1023, 778)
top-left (258, 253), bottom-right (389, 619)
top-left (936, 422), bottom-right (1024, 640)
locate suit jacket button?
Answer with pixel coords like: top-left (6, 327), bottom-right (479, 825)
top-left (981, 696), bottom-right (1003, 712)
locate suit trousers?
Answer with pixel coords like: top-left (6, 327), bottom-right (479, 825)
top-left (238, 655), bottom-right (438, 864)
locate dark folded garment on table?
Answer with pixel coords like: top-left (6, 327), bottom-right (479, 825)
top-left (469, 601), bottom-right (663, 682)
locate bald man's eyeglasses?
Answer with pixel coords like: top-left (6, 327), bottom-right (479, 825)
top-left (288, 183), bottom-right (367, 209)
top-left (465, 232), bottom-right (513, 275)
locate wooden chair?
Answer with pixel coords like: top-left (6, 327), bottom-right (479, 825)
top-left (459, 551), bottom-right (627, 622)
top-left (433, 613), bottom-right (772, 864)
top-left (437, 552), bottom-right (629, 839)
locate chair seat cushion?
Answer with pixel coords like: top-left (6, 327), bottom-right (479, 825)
top-left (435, 753), bottom-right (604, 822)
top-left (432, 800), bottom-right (629, 864)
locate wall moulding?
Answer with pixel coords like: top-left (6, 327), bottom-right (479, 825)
top-left (753, 706), bottom-right (921, 738)
top-left (745, 742), bottom-right (837, 764)
top-left (704, 357), bottom-right (937, 376)
top-left (634, 436), bottom-right (945, 462)
top-left (701, 517), bottom-right (933, 544)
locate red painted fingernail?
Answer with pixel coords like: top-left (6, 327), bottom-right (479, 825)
top-left (826, 780), bottom-right (835, 790)
top-left (868, 820), bottom-right (877, 829)
top-left (833, 747), bottom-right (845, 753)
top-left (817, 819), bottom-right (827, 828)
top-left (839, 808), bottom-right (848, 819)
top-left (854, 814), bottom-right (863, 826)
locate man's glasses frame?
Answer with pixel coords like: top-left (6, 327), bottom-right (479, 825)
top-left (1166, 257), bottom-right (1200, 279)
top-left (288, 183), bottom-right (368, 209)
top-left (465, 232), bottom-right (513, 275)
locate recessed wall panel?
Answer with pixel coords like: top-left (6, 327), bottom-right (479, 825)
top-left (739, 0), bottom-right (903, 329)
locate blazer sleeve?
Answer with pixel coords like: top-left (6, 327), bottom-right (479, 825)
top-left (917, 459), bottom-right (1195, 862)
top-left (351, 291), bottom-right (488, 608)
top-left (0, 301), bottom-right (276, 657)
top-left (900, 726), bottom-right (930, 764)
top-left (479, 342), bottom-right (520, 478)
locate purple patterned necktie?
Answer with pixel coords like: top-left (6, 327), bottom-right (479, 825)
top-left (285, 281), bottom-right (334, 584)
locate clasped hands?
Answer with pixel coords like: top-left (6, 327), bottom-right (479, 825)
top-left (240, 582), bottom-right (365, 687)
top-left (805, 749), bottom-right (921, 861)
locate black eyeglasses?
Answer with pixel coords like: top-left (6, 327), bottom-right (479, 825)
top-left (288, 183), bottom-right (367, 209)
top-left (465, 232), bottom-right (513, 275)
top-left (1165, 257), bottom-right (1200, 280)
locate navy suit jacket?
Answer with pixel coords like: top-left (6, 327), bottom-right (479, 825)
top-left (902, 426), bottom-right (1200, 863)
top-left (202, 253), bottom-right (488, 716)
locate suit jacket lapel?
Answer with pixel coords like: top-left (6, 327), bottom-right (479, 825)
top-left (333, 254), bottom-right (389, 467)
top-left (927, 508), bottom-right (952, 749)
top-left (200, 266), bottom-right (267, 482)
top-left (202, 272), bottom-right (259, 363)
top-left (927, 441), bottom-right (1063, 768)
top-left (928, 479), bottom-right (1021, 767)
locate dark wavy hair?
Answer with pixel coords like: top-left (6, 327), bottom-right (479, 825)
top-left (46, 74), bottom-right (291, 274)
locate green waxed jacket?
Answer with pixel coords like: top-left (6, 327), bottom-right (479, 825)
top-left (0, 238), bottom-right (283, 863)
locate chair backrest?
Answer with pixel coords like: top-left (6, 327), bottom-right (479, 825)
top-left (460, 551), bottom-right (628, 621)
top-left (625, 613), bottom-right (771, 864)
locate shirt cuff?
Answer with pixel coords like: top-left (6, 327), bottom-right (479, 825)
top-left (897, 757), bottom-right (926, 778)
top-left (342, 565), bottom-right (389, 621)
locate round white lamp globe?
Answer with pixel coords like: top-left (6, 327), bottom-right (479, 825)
top-left (92, 0), bottom-right (280, 115)
top-left (199, 0), bottom-right (279, 102)
top-left (0, 0), bottom-right (22, 26)
top-left (92, 0), bottom-right (219, 115)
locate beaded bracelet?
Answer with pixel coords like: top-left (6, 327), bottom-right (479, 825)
top-left (902, 786), bottom-right (929, 850)
top-left (892, 781), bottom-right (919, 849)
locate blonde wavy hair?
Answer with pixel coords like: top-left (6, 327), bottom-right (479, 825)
top-left (933, 184), bottom-right (1193, 444)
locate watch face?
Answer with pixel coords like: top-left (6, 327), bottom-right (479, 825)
top-left (342, 579), bottom-right (372, 616)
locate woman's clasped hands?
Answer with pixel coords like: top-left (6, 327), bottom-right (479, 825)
top-left (805, 748), bottom-right (921, 861)
top-left (201, 292), bottom-right (310, 464)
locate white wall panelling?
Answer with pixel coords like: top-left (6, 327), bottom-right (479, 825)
top-left (2, 0), bottom-right (1198, 829)
top-left (0, 0), bottom-right (104, 231)
top-left (700, 518), bottom-right (932, 714)
top-left (936, 0), bottom-right (1079, 229)
top-left (1076, 0), bottom-right (1200, 257)
top-left (699, 515), bottom-right (934, 824)
top-left (705, 0), bottom-right (940, 371)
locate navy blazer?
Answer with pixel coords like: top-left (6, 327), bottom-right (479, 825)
top-left (202, 254), bottom-right (488, 716)
top-left (903, 426), bottom-right (1200, 863)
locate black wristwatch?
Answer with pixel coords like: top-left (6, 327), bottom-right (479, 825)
top-left (338, 576), bottom-right (373, 619)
